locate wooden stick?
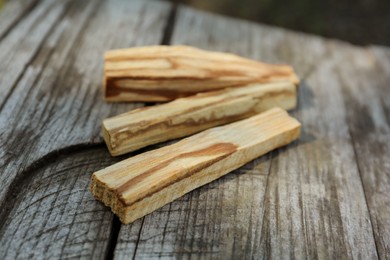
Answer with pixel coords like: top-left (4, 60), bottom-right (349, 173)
top-left (104, 45), bottom-right (299, 102)
top-left (91, 108), bottom-right (301, 224)
top-left (103, 81), bottom-right (297, 156)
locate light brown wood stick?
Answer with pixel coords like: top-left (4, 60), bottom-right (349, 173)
top-left (91, 108), bottom-right (301, 224)
top-left (104, 45), bottom-right (299, 102)
top-left (103, 81), bottom-right (297, 156)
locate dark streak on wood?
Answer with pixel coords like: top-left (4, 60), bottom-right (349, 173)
top-left (116, 142), bottom-right (238, 205)
top-left (105, 79), bottom-right (203, 99)
top-left (0, 0), bottom-right (74, 111)
top-left (103, 44), bottom-right (298, 101)
top-left (106, 81), bottom-right (293, 103)
top-left (336, 45), bottom-right (390, 259)
top-left (0, 0), bottom-right (42, 42)
top-left (160, 3), bottom-right (177, 46)
top-left (104, 216), bottom-right (121, 260)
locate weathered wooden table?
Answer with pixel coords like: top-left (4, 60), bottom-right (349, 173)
top-left (0, 0), bottom-right (389, 259)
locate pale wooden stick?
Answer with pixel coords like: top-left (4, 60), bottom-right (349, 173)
top-left (91, 108), bottom-right (301, 224)
top-left (103, 81), bottom-right (297, 156)
top-left (104, 45), bottom-right (299, 102)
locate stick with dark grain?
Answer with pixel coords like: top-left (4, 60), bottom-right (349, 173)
top-left (91, 108), bottom-right (301, 224)
top-left (103, 81), bottom-right (296, 156)
top-left (104, 45), bottom-right (299, 102)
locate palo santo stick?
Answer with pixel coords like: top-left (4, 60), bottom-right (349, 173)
top-left (91, 108), bottom-right (301, 224)
top-left (104, 45), bottom-right (299, 102)
top-left (103, 81), bottom-right (297, 156)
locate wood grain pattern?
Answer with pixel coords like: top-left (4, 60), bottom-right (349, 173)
top-left (0, 0), bottom-right (171, 258)
top-left (0, 0), bottom-right (171, 203)
top-left (257, 48), bottom-right (378, 259)
top-left (114, 6), bottom-right (384, 259)
top-left (115, 7), bottom-right (317, 259)
top-left (0, 146), bottom-right (119, 259)
top-left (0, 0), bottom-right (39, 40)
top-left (0, 0), bottom-right (389, 259)
top-left (0, 0), bottom-right (71, 108)
top-left (335, 44), bottom-right (390, 259)
top-left (92, 108), bottom-right (300, 224)
top-left (104, 45), bottom-right (299, 101)
top-left (115, 161), bottom-right (271, 259)
top-left (103, 81), bottom-right (296, 156)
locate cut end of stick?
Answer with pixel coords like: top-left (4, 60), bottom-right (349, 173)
top-left (102, 122), bottom-right (115, 156)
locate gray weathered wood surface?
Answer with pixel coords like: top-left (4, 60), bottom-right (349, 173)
top-left (0, 0), bottom-right (389, 259)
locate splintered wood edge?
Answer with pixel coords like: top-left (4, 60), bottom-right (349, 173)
top-left (102, 81), bottom-right (297, 156)
top-left (102, 125), bottom-right (115, 155)
top-left (91, 108), bottom-right (301, 224)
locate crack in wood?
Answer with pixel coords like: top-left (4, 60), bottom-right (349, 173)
top-left (104, 216), bottom-right (121, 260)
top-left (161, 3), bottom-right (178, 46)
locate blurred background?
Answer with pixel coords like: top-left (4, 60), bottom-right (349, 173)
top-left (170, 0), bottom-right (390, 46)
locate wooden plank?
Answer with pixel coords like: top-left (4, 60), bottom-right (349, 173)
top-left (0, 0), bottom-right (40, 40)
top-left (256, 46), bottom-right (377, 259)
top-left (0, 0), bottom-right (171, 258)
top-left (115, 6), bottom-right (379, 259)
top-left (103, 81), bottom-right (297, 156)
top-left (92, 108), bottom-right (301, 224)
top-left (334, 44), bottom-right (390, 259)
top-left (0, 0), bottom-right (96, 205)
top-left (0, 0), bottom-right (70, 108)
